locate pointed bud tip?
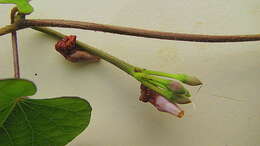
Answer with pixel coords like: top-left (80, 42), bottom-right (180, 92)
top-left (177, 110), bottom-right (184, 118)
top-left (183, 76), bottom-right (202, 86)
top-left (175, 97), bottom-right (191, 104)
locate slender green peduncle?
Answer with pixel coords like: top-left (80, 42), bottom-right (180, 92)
top-left (32, 27), bottom-right (136, 75)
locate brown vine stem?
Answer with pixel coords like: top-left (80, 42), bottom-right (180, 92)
top-left (18, 19), bottom-right (260, 42)
top-left (1, 18), bottom-right (260, 42)
top-left (11, 7), bottom-right (20, 78)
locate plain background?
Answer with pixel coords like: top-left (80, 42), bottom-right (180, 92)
top-left (1, 0), bottom-right (260, 146)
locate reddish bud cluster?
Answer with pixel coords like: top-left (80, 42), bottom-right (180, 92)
top-left (55, 35), bottom-right (77, 57)
top-left (55, 35), bottom-right (100, 63)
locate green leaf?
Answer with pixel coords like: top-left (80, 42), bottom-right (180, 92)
top-left (0, 79), bottom-right (36, 126)
top-left (0, 79), bottom-right (92, 146)
top-left (0, 0), bottom-right (33, 14)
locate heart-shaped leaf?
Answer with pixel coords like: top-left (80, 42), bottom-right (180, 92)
top-left (0, 0), bottom-right (33, 14)
top-left (0, 79), bottom-right (92, 146)
top-left (0, 79), bottom-right (36, 126)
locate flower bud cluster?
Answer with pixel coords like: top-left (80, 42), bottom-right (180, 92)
top-left (136, 70), bottom-right (202, 117)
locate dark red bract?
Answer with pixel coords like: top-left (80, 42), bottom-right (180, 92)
top-left (55, 35), bottom-right (77, 57)
top-left (54, 35), bottom-right (100, 63)
top-left (139, 84), bottom-right (158, 102)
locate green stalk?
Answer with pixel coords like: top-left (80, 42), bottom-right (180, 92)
top-left (32, 27), bottom-right (136, 75)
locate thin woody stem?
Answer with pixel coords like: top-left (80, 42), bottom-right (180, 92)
top-left (11, 31), bottom-right (20, 78)
top-left (11, 7), bottom-right (20, 78)
top-left (1, 18), bottom-right (260, 42)
top-left (20, 19), bottom-right (260, 42)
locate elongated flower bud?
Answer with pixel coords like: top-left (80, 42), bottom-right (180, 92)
top-left (67, 50), bottom-right (100, 62)
top-left (139, 84), bottom-right (184, 118)
top-left (182, 75), bottom-right (202, 86)
top-left (149, 95), bottom-right (184, 118)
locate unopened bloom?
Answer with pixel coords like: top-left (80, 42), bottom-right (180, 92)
top-left (140, 84), bottom-right (184, 118)
top-left (181, 75), bottom-right (202, 86)
top-left (167, 81), bottom-right (186, 94)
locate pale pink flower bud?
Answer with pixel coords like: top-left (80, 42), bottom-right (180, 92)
top-left (139, 84), bottom-right (184, 118)
top-left (149, 95), bottom-right (184, 118)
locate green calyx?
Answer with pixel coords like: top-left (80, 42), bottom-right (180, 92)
top-left (0, 0), bottom-right (33, 14)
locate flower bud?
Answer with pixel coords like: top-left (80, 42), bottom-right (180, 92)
top-left (174, 95), bottom-right (191, 104)
top-left (167, 81), bottom-right (186, 94)
top-left (139, 84), bottom-right (184, 118)
top-left (182, 75), bottom-right (202, 86)
top-left (67, 50), bottom-right (100, 63)
top-left (167, 82), bottom-right (191, 104)
top-left (149, 95), bottom-right (184, 118)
